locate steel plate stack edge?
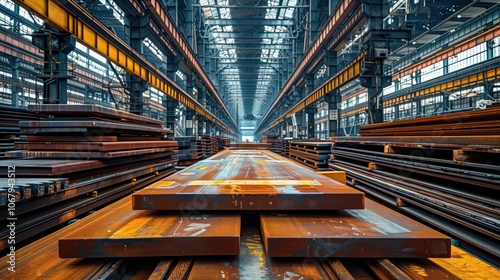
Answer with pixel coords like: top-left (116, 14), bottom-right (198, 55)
top-left (0, 104), bottom-right (178, 250)
top-left (0, 105), bottom-right (39, 158)
top-left (330, 106), bottom-right (500, 264)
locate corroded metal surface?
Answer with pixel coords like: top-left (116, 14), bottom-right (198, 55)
top-left (132, 149), bottom-right (364, 210)
top-left (260, 199), bottom-right (451, 258)
top-left (15, 140), bottom-right (177, 151)
top-left (59, 200), bottom-right (240, 258)
top-left (28, 104), bottom-right (165, 126)
top-left (6, 147), bottom-right (177, 159)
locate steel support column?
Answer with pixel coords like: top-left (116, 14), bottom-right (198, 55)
top-left (9, 56), bottom-right (21, 107)
top-left (125, 14), bottom-right (149, 116)
top-left (32, 26), bottom-right (76, 104)
top-left (185, 109), bottom-right (195, 136)
top-left (163, 95), bottom-right (179, 136)
top-left (325, 90), bottom-right (340, 137)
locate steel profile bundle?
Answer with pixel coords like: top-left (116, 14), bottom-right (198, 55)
top-left (0, 104), bottom-right (178, 249)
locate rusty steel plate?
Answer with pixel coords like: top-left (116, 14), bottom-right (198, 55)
top-left (15, 140), bottom-right (178, 151)
top-left (19, 120), bottom-right (170, 134)
top-left (6, 147), bottom-right (177, 159)
top-left (58, 200), bottom-right (240, 258)
top-left (0, 159), bottom-right (103, 175)
top-left (25, 135), bottom-right (118, 142)
top-left (132, 149), bottom-right (364, 211)
top-left (260, 199), bottom-right (451, 258)
top-left (28, 104), bottom-right (165, 126)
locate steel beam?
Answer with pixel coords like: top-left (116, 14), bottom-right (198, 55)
top-left (204, 19), bottom-right (294, 26)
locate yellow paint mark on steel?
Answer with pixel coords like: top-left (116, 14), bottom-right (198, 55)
top-left (188, 180), bottom-right (319, 186)
top-left (14, 0), bottom-right (234, 134)
top-left (151, 181), bottom-right (176, 188)
top-left (430, 246), bottom-right (500, 279)
top-left (198, 166), bottom-right (209, 171)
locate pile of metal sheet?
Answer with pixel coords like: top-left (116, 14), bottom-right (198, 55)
top-left (360, 106), bottom-right (500, 136)
top-left (289, 141), bottom-right (332, 170)
top-left (264, 135), bottom-right (283, 154)
top-left (215, 136), bottom-right (230, 151)
top-left (0, 105), bottom-right (39, 157)
top-left (49, 149), bottom-right (450, 263)
top-left (330, 132), bottom-right (500, 260)
top-left (174, 136), bottom-right (202, 165)
top-left (229, 142), bottom-right (270, 149)
top-left (0, 104), bottom-right (178, 249)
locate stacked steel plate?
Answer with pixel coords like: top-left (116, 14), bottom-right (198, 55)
top-left (174, 136), bottom-right (202, 165)
top-left (330, 106), bottom-right (500, 259)
top-left (0, 105), bottom-right (39, 157)
top-left (289, 141), bottom-right (332, 170)
top-left (51, 149), bottom-right (451, 262)
top-left (0, 104), bottom-right (177, 248)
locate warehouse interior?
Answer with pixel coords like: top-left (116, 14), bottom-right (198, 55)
top-left (0, 0), bottom-right (499, 278)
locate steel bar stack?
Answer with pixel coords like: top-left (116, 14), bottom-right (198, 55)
top-left (330, 107), bottom-right (500, 262)
top-left (0, 104), bottom-right (178, 249)
top-left (289, 141), bottom-right (332, 170)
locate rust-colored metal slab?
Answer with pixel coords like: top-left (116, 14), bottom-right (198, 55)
top-left (19, 120), bottom-right (169, 134)
top-left (59, 200), bottom-right (240, 258)
top-left (6, 147), bottom-right (176, 159)
top-left (28, 104), bottom-right (165, 126)
top-left (0, 159), bottom-right (103, 175)
top-left (15, 140), bottom-right (177, 151)
top-left (187, 219), bottom-right (330, 280)
top-left (260, 199), bottom-right (451, 258)
top-left (132, 149), bottom-right (364, 210)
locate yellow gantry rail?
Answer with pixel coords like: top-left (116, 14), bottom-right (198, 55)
top-left (384, 65), bottom-right (500, 108)
top-left (261, 54), bottom-right (364, 134)
top-left (15, 0), bottom-right (234, 134)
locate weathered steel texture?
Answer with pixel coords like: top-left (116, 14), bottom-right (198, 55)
top-left (15, 140), bottom-right (178, 151)
top-left (260, 199), bottom-right (451, 258)
top-left (25, 135), bottom-right (118, 142)
top-left (58, 200), bottom-right (240, 258)
top-left (0, 159), bottom-right (103, 175)
top-left (19, 120), bottom-right (170, 135)
top-left (132, 149), bottom-right (364, 210)
top-left (6, 148), bottom-right (177, 159)
top-left (187, 220), bottom-right (331, 280)
top-left (29, 104), bottom-right (165, 126)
